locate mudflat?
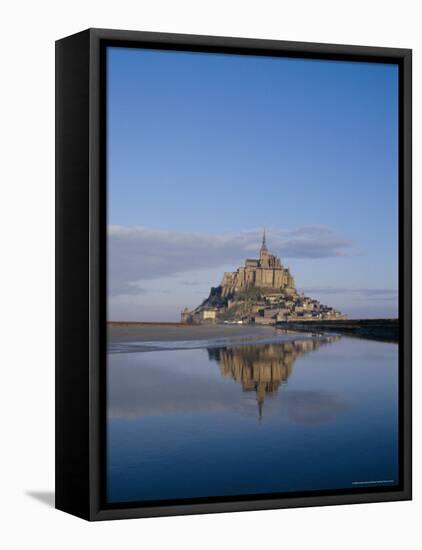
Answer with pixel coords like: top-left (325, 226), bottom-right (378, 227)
top-left (108, 322), bottom-right (277, 344)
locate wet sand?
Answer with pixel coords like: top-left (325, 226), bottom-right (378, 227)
top-left (108, 322), bottom-right (278, 344)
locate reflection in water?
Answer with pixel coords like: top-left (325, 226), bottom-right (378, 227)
top-left (107, 334), bottom-right (399, 503)
top-left (208, 336), bottom-right (340, 419)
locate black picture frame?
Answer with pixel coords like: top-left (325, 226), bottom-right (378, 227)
top-left (55, 28), bottom-right (412, 521)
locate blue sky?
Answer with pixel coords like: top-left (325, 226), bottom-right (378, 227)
top-left (107, 47), bottom-right (398, 321)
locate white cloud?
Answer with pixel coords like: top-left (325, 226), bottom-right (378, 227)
top-left (108, 225), bottom-right (352, 297)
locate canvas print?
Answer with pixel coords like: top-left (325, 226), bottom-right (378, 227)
top-left (106, 47), bottom-right (399, 505)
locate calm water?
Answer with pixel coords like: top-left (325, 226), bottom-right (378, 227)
top-left (107, 332), bottom-right (398, 503)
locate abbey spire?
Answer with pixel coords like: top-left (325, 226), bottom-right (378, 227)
top-left (261, 228), bottom-right (268, 251)
top-left (259, 228), bottom-right (269, 266)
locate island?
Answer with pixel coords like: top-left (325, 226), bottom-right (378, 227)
top-left (181, 231), bottom-right (346, 325)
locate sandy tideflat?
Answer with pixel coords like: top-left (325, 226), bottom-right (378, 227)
top-left (108, 322), bottom-right (278, 344)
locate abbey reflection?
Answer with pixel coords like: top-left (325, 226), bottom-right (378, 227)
top-left (207, 336), bottom-right (340, 419)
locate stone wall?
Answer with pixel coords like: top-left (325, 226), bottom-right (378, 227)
top-left (220, 251), bottom-right (295, 296)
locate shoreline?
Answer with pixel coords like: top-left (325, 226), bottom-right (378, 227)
top-left (107, 322), bottom-right (333, 353)
top-left (107, 319), bottom-right (398, 344)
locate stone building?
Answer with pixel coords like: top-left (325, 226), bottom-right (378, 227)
top-left (221, 230), bottom-right (295, 296)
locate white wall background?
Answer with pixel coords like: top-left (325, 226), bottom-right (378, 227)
top-left (0, 1), bottom-right (419, 548)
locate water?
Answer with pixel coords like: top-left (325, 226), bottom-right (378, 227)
top-left (107, 332), bottom-right (399, 504)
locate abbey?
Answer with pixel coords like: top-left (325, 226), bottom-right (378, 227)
top-left (181, 231), bottom-right (346, 325)
top-left (221, 231), bottom-right (295, 296)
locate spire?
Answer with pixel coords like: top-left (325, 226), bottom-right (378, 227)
top-left (258, 399), bottom-right (263, 421)
top-left (260, 228), bottom-right (268, 255)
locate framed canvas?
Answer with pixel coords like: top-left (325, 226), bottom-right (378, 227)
top-left (55, 28), bottom-right (412, 521)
